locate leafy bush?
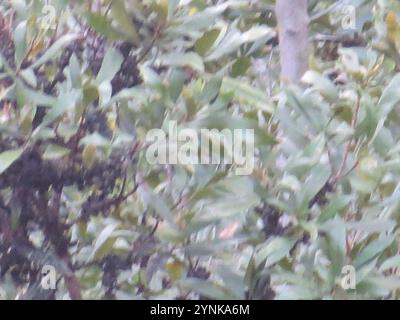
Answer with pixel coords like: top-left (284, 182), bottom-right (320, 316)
top-left (1, 0), bottom-right (400, 300)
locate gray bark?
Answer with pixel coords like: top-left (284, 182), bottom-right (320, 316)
top-left (275, 0), bottom-right (309, 84)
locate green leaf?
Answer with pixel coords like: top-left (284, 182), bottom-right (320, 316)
top-left (14, 80), bottom-right (56, 107)
top-left (159, 52), bottom-right (205, 72)
top-left (138, 184), bottom-right (177, 228)
top-left (355, 95), bottom-right (378, 140)
top-left (221, 77), bottom-right (274, 113)
top-left (205, 25), bottom-right (273, 61)
top-left (319, 194), bottom-right (352, 223)
top-left (40, 89), bottom-right (80, 127)
top-left (195, 29), bottom-right (221, 56)
top-left (205, 28), bottom-right (241, 61)
top-left (30, 34), bottom-right (79, 69)
top-left (354, 236), bottom-right (394, 268)
top-left (168, 68), bottom-right (186, 102)
top-left (301, 70), bottom-right (338, 102)
top-left (179, 278), bottom-right (237, 300)
top-left (105, 87), bottom-right (149, 108)
top-left (231, 57), bottom-right (250, 77)
top-left (84, 12), bottom-right (123, 40)
top-left (302, 163), bottom-right (331, 205)
top-left (13, 21), bottom-right (27, 67)
top-left (256, 237), bottom-right (294, 268)
top-left (240, 26), bottom-right (273, 43)
top-left (98, 81), bottom-right (112, 107)
top-left (19, 68), bottom-right (37, 87)
top-left (0, 149), bottom-right (23, 174)
top-left (378, 73), bottom-right (400, 116)
top-left (42, 144), bottom-right (70, 160)
top-left (276, 285), bottom-right (320, 300)
top-left (200, 76), bottom-right (222, 104)
top-left (89, 224), bottom-right (119, 261)
top-left (284, 88), bottom-right (321, 132)
top-left (96, 48), bottom-right (124, 84)
top-left (80, 132), bottom-right (111, 147)
top-left (379, 256), bottom-right (400, 272)
top-left (349, 219), bottom-right (396, 234)
top-left (109, 0), bottom-right (140, 44)
top-left (320, 218), bottom-right (346, 280)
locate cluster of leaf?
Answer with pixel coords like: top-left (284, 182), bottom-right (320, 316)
top-left (1, 0), bottom-right (400, 300)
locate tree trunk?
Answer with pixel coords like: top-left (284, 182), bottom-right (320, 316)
top-left (275, 0), bottom-right (309, 84)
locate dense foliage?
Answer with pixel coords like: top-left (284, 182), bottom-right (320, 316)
top-left (2, 0), bottom-right (400, 300)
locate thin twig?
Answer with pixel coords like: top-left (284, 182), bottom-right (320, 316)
top-left (332, 93), bottom-right (361, 183)
top-left (266, 48), bottom-right (274, 97)
top-left (310, 0), bottom-right (346, 22)
top-left (137, 23), bottom-right (163, 64)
